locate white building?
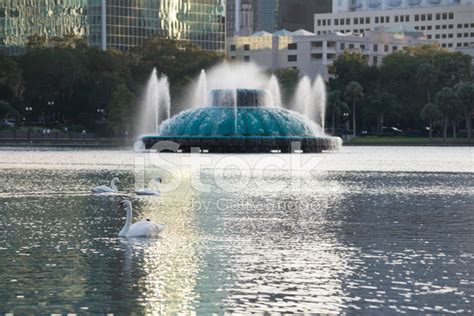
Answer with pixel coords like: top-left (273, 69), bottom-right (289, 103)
top-left (315, 1), bottom-right (473, 50)
top-left (227, 28), bottom-right (432, 79)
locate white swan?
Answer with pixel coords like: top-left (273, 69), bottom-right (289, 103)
top-left (91, 177), bottom-right (120, 194)
top-left (135, 177), bottom-right (162, 196)
top-left (118, 200), bottom-right (165, 238)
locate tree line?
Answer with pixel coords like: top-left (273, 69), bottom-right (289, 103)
top-left (0, 37), bottom-right (472, 139)
top-left (325, 45), bottom-right (473, 138)
top-left (0, 35), bottom-right (223, 136)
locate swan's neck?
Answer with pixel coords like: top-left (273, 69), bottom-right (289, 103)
top-left (111, 180), bottom-right (118, 191)
top-left (119, 208), bottom-right (132, 237)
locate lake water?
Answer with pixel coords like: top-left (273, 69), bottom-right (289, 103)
top-left (0, 146), bottom-right (472, 314)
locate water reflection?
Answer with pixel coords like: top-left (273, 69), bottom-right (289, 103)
top-left (0, 149), bottom-right (473, 313)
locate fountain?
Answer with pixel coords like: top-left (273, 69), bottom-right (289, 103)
top-left (138, 68), bottom-right (170, 135)
top-left (137, 63), bottom-right (340, 153)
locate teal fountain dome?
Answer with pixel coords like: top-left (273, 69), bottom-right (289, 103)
top-left (139, 88), bottom-right (340, 153)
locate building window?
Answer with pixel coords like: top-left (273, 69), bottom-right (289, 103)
top-left (317, 19), bottom-right (321, 26)
top-left (393, 45), bottom-right (398, 51)
top-left (373, 44), bottom-right (378, 52)
top-left (341, 18), bottom-right (345, 25)
top-left (244, 44), bottom-right (250, 51)
top-left (244, 56), bottom-right (250, 62)
top-left (360, 17), bottom-right (364, 24)
top-left (441, 43), bottom-right (447, 48)
top-left (323, 19), bottom-right (326, 26)
top-left (464, 33), bottom-right (469, 37)
top-left (230, 56), bottom-right (236, 60)
top-left (442, 13), bottom-right (447, 20)
top-left (448, 43), bottom-right (453, 48)
top-left (373, 56), bottom-right (378, 65)
top-left (436, 13), bottom-right (440, 20)
top-left (427, 26), bottom-right (432, 30)
top-left (457, 33), bottom-right (462, 38)
top-left (415, 14), bottom-right (419, 21)
top-left (375, 17), bottom-right (379, 23)
top-left (311, 53), bottom-right (323, 60)
top-left (384, 44), bottom-right (389, 52)
top-left (381, 16), bottom-right (384, 23)
top-left (449, 12), bottom-right (454, 19)
top-left (346, 18), bottom-right (350, 25)
top-left (448, 33), bottom-right (453, 38)
top-left (328, 19), bottom-right (331, 26)
top-left (421, 14), bottom-right (426, 21)
top-left (449, 24), bottom-right (453, 29)
top-left (442, 25), bottom-right (447, 29)
top-left (427, 35), bottom-right (432, 39)
top-left (349, 43), bottom-right (354, 49)
top-left (366, 17), bottom-right (370, 23)
top-left (395, 16), bottom-right (399, 22)
top-left (354, 17), bottom-right (358, 24)
top-left (442, 34), bottom-right (446, 38)
top-left (288, 43), bottom-right (297, 50)
top-left (386, 16), bottom-right (390, 23)
top-left (436, 34), bottom-right (441, 39)
top-left (312, 41), bottom-right (323, 48)
top-left (230, 44), bottom-right (236, 51)
top-left (458, 24), bottom-right (463, 28)
top-left (360, 44), bottom-right (365, 51)
top-left (457, 42), bottom-right (462, 47)
top-left (340, 42), bottom-right (345, 50)
top-left (288, 55), bottom-right (297, 62)
top-left (335, 19), bottom-right (339, 26)
top-left (400, 15), bottom-right (404, 22)
top-left (436, 25), bottom-right (441, 30)
top-left (427, 14), bottom-right (432, 21)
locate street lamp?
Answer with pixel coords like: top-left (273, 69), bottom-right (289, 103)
top-left (97, 108), bottom-right (105, 125)
top-left (47, 101), bottom-right (55, 123)
top-left (343, 112), bottom-right (349, 139)
top-left (25, 106), bottom-right (33, 140)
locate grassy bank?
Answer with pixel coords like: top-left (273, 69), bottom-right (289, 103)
top-left (344, 136), bottom-right (474, 146)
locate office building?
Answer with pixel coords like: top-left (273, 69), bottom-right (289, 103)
top-left (279, 0), bottom-right (332, 31)
top-left (0, 0), bottom-right (226, 55)
top-left (227, 27), bottom-right (432, 79)
top-left (314, 0), bottom-right (473, 50)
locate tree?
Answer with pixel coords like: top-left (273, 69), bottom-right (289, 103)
top-left (455, 82), bottom-right (474, 139)
top-left (435, 87), bottom-right (459, 139)
top-left (421, 103), bottom-right (440, 138)
top-left (0, 53), bottom-right (23, 101)
top-left (364, 87), bottom-right (397, 134)
top-left (328, 51), bottom-right (369, 89)
top-left (107, 84), bottom-right (136, 136)
top-left (416, 62), bottom-right (438, 103)
top-left (327, 90), bottom-right (348, 135)
top-left (344, 81), bottom-right (364, 136)
top-left (0, 100), bottom-right (12, 120)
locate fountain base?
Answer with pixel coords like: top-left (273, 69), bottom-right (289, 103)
top-left (139, 135), bottom-right (340, 153)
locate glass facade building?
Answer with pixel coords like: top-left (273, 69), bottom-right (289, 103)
top-left (0, 0), bottom-right (226, 55)
top-left (0, 0), bottom-right (88, 55)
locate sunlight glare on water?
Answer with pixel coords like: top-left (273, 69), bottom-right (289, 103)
top-left (0, 146), bottom-right (472, 314)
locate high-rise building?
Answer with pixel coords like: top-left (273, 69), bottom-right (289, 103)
top-left (0, 0), bottom-right (226, 55)
top-left (279, 0), bottom-right (332, 31)
top-left (314, 0), bottom-right (474, 51)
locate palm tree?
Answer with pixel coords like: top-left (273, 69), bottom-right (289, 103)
top-left (416, 62), bottom-right (438, 103)
top-left (455, 82), bottom-right (474, 139)
top-left (435, 87), bottom-right (458, 139)
top-left (327, 90), bottom-right (349, 135)
top-left (420, 103), bottom-right (440, 139)
top-left (344, 81), bottom-right (364, 136)
top-left (366, 88), bottom-right (397, 134)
